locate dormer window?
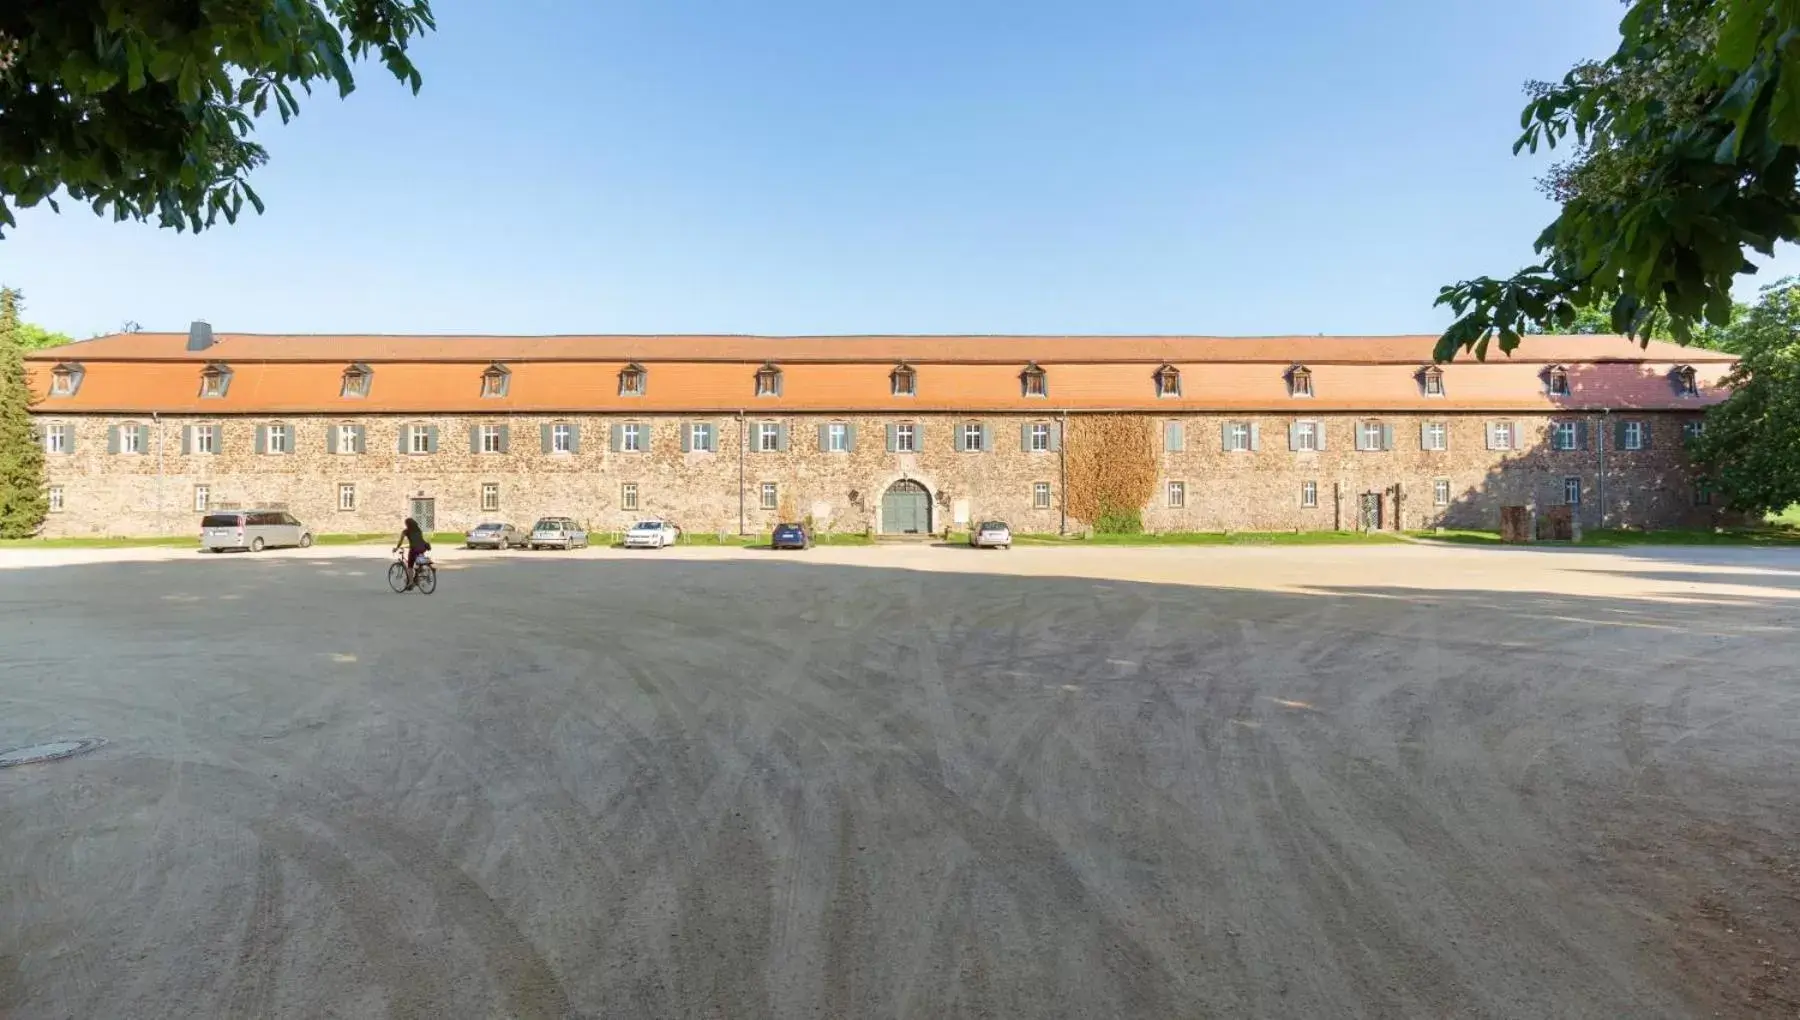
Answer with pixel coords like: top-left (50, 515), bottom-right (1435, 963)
top-left (1545, 365), bottom-right (1570, 397)
top-left (198, 363), bottom-right (232, 398)
top-left (619, 363), bottom-right (646, 397)
top-left (1155, 365), bottom-right (1181, 398)
top-left (1287, 365), bottom-right (1313, 398)
top-left (891, 363), bottom-right (917, 397)
top-left (1021, 363), bottom-right (1048, 398)
top-left (1672, 364), bottom-right (1699, 397)
top-left (340, 363), bottom-right (372, 399)
top-left (48, 362), bottom-right (84, 397)
top-left (755, 363), bottom-right (783, 397)
top-left (480, 364), bottom-right (511, 398)
top-left (1419, 365), bottom-right (1445, 397)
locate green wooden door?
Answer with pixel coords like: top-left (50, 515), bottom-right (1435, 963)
top-left (881, 481), bottom-right (931, 534)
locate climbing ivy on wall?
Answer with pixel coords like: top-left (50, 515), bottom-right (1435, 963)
top-left (1065, 415), bottom-right (1157, 533)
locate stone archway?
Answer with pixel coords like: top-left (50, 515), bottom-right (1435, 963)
top-left (880, 479), bottom-right (932, 535)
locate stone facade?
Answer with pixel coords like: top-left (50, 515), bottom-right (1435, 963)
top-left (30, 409), bottom-right (1716, 538)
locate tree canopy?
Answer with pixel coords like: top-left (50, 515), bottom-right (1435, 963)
top-left (0, 0), bottom-right (434, 237)
top-left (1688, 278), bottom-right (1800, 516)
top-left (1436, 0), bottom-right (1800, 361)
top-left (0, 288), bottom-right (48, 537)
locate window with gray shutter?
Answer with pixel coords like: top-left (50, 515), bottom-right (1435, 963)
top-left (980, 422), bottom-right (993, 452)
top-left (255, 424), bottom-right (267, 455)
top-left (776, 422), bottom-right (789, 452)
top-left (1250, 423), bottom-right (1263, 452)
top-left (469, 425), bottom-right (481, 454)
top-left (1166, 421), bottom-right (1185, 452)
top-left (886, 424), bottom-right (898, 452)
top-left (107, 424), bottom-right (120, 455)
top-left (541, 423), bottom-right (552, 453)
top-left (1380, 424), bottom-right (1394, 451)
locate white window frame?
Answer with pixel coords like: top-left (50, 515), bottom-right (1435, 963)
top-left (1167, 481), bottom-right (1185, 508)
top-left (1289, 369), bottom-right (1313, 398)
top-left (341, 368), bottom-right (371, 398)
top-left (828, 422), bottom-right (849, 452)
top-left (552, 423), bottom-right (574, 454)
top-left (1564, 477), bottom-right (1583, 505)
top-left (331, 423), bottom-right (355, 454)
top-left (1423, 422), bottom-right (1447, 451)
top-left (481, 482), bottom-right (500, 512)
top-left (1022, 367), bottom-right (1048, 398)
top-left (119, 424), bottom-right (143, 455)
top-left (1622, 421), bottom-right (1644, 451)
top-left (1030, 422), bottom-right (1051, 452)
top-left (261, 423), bottom-right (287, 454)
top-left (755, 366), bottom-right (782, 397)
top-left (619, 365), bottom-right (646, 397)
top-left (1434, 479), bottom-right (1451, 506)
top-left (760, 481), bottom-right (778, 510)
top-left (962, 423), bottom-right (985, 452)
top-left (480, 424), bottom-right (503, 454)
top-left (1553, 422), bottom-right (1578, 451)
top-left (45, 423), bottom-right (70, 454)
top-left (1033, 482), bottom-right (1051, 509)
top-left (1226, 422), bottom-right (1251, 452)
top-left (758, 422), bottom-right (780, 452)
top-left (621, 482), bottom-right (639, 510)
top-left (48, 485), bottom-right (64, 512)
top-left (891, 366), bottom-right (917, 397)
top-left (338, 483), bottom-right (356, 512)
top-left (408, 424), bottom-right (431, 455)
top-left (895, 423), bottom-right (917, 453)
top-left (689, 423), bottom-right (713, 453)
top-left (1359, 422), bottom-right (1384, 450)
top-left (1294, 421), bottom-right (1319, 452)
top-left (1301, 481), bottom-right (1318, 508)
top-left (1683, 420), bottom-right (1705, 442)
top-left (199, 369), bottom-right (228, 399)
top-left (1422, 370), bottom-right (1444, 397)
top-left (50, 371), bottom-right (77, 396)
top-left (622, 422), bottom-right (644, 453)
top-left (1492, 422), bottom-right (1515, 451)
top-left (194, 485), bottom-right (210, 513)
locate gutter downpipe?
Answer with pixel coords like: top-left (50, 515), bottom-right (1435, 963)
top-left (153, 411), bottom-right (164, 536)
top-left (1059, 410), bottom-right (1069, 536)
top-left (737, 411), bottom-right (746, 536)
top-left (1597, 408), bottom-right (1609, 529)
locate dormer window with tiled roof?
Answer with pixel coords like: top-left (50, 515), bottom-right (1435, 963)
top-left (48, 362), bottom-right (84, 397)
top-left (755, 363), bottom-right (783, 397)
top-left (1544, 364), bottom-right (1570, 397)
top-left (198, 363), bottom-right (232, 399)
top-left (481, 364), bottom-right (511, 398)
top-left (618, 363), bottom-right (646, 397)
top-left (340, 363), bottom-right (372, 399)
top-left (1155, 364), bottom-right (1181, 398)
top-left (1286, 365), bottom-right (1313, 398)
top-left (891, 363), bottom-right (917, 397)
top-left (1671, 364), bottom-right (1699, 397)
top-left (1021, 363), bottom-right (1048, 398)
top-left (1418, 365), bottom-right (1445, 397)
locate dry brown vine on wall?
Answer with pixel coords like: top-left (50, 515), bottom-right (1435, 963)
top-left (1065, 415), bottom-right (1158, 530)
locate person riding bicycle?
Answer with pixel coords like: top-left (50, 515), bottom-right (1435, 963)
top-left (393, 517), bottom-right (431, 589)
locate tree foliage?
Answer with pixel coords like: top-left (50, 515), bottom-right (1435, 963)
top-left (0, 0), bottom-right (434, 237)
top-left (1437, 1), bottom-right (1800, 361)
top-left (17, 320), bottom-right (71, 349)
top-left (0, 288), bottom-right (49, 537)
top-left (1689, 278), bottom-right (1800, 516)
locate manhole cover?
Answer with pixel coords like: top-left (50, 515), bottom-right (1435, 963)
top-left (0, 738), bottom-right (106, 768)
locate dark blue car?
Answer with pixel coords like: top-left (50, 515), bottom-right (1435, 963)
top-left (771, 522), bottom-right (812, 550)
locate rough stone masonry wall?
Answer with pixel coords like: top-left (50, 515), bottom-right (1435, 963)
top-left (29, 410), bottom-right (1715, 537)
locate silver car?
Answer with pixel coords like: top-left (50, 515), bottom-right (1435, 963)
top-left (464, 522), bottom-right (526, 549)
top-left (528, 517), bottom-right (589, 550)
top-left (201, 510), bottom-right (313, 552)
top-left (969, 520), bottom-right (1012, 549)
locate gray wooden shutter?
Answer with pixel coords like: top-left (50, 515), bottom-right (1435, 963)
top-left (1354, 425), bottom-right (1368, 452)
top-left (954, 425), bottom-right (965, 453)
top-left (981, 423), bottom-right (993, 452)
top-left (469, 424), bottom-right (481, 454)
top-left (65, 425), bottom-right (76, 455)
top-left (355, 425), bottom-right (367, 453)
top-left (139, 424), bottom-right (151, 452)
top-left (107, 424), bottom-right (120, 455)
top-left (1314, 421), bottom-right (1326, 451)
top-left (426, 425), bottom-right (438, 454)
top-left (567, 424), bottom-right (580, 453)
top-left (886, 424), bottom-right (897, 452)
top-left (1418, 422), bottom-right (1430, 450)
top-left (1640, 422), bottom-right (1653, 450)
top-left (776, 423), bottom-right (789, 452)
top-left (1484, 423), bottom-right (1497, 450)
top-left (1289, 422), bottom-right (1302, 451)
top-left (681, 423), bottom-right (693, 453)
top-left (497, 424), bottom-right (509, 453)
top-left (1380, 424), bottom-right (1394, 451)
top-left (820, 423), bottom-right (831, 452)
top-left (541, 423), bottom-right (552, 453)
top-left (702, 424), bottom-right (715, 452)
top-left (1220, 422), bottom-right (1232, 451)
top-left (610, 423), bottom-right (624, 452)
top-left (1250, 423), bottom-right (1263, 452)
top-left (845, 423), bottom-right (857, 451)
top-left (398, 427), bottom-right (409, 454)
top-left (181, 425), bottom-right (193, 455)
top-left (329, 426), bottom-right (341, 455)
top-left (1021, 422), bottom-right (1033, 451)
top-left (1049, 422), bottom-right (1061, 451)
top-left (1575, 421), bottom-right (1589, 450)
top-left (255, 424), bottom-right (267, 455)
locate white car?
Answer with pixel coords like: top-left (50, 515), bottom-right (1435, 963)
top-left (623, 519), bottom-right (680, 549)
top-left (969, 520), bottom-right (1012, 549)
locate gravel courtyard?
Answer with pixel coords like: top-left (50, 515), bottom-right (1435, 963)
top-left (2, 542), bottom-right (1797, 1019)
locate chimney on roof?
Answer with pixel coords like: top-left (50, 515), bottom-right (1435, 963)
top-left (187, 320), bottom-right (214, 352)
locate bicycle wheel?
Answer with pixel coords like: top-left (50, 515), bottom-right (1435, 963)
top-left (387, 562), bottom-right (408, 593)
top-left (415, 564), bottom-right (437, 595)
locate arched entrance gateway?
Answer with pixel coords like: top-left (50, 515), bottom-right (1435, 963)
top-left (880, 479), bottom-right (932, 535)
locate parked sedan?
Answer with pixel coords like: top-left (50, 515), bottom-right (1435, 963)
top-left (464, 522), bottom-right (526, 549)
top-left (623, 519), bottom-right (680, 549)
top-left (969, 520), bottom-right (1013, 549)
top-left (528, 517), bottom-right (589, 550)
top-left (771, 522), bottom-right (812, 550)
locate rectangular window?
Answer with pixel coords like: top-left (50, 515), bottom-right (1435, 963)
top-left (119, 424), bottom-right (143, 455)
top-left (688, 423), bottom-right (714, 452)
top-left (760, 482), bottom-right (778, 510)
top-left (962, 423), bottom-right (985, 452)
top-left (1553, 422), bottom-right (1578, 451)
top-left (1226, 422), bottom-right (1251, 451)
top-left (1564, 477), bottom-right (1582, 505)
top-left (190, 424), bottom-right (215, 455)
top-left (552, 423), bottom-right (573, 453)
top-left (333, 423), bottom-right (356, 454)
top-left (480, 482), bottom-right (500, 512)
top-left (1491, 422), bottom-right (1514, 451)
top-left (1290, 371), bottom-right (1313, 397)
top-left (1359, 422), bottom-right (1384, 450)
top-left (1023, 371), bottom-right (1048, 398)
top-left (828, 423), bottom-right (850, 452)
top-left (1683, 420), bottom-right (1705, 442)
top-left (479, 424), bottom-right (502, 453)
top-left (619, 368), bottom-right (645, 397)
top-left (1622, 421), bottom-right (1644, 451)
top-left (48, 485), bottom-right (64, 512)
top-left (1548, 370), bottom-right (1570, 396)
top-left (1695, 479), bottom-right (1713, 506)
top-left (45, 423), bottom-right (69, 454)
top-left (193, 485), bottom-right (209, 513)
top-left (622, 482), bottom-right (639, 510)
top-left (1301, 481), bottom-right (1318, 508)
top-left (338, 483), bottom-right (356, 512)
top-left (200, 372), bottom-right (227, 398)
top-left (1294, 421), bottom-right (1319, 452)
top-left (1423, 372), bottom-right (1444, 396)
top-left (891, 368), bottom-right (916, 396)
top-left (895, 423), bottom-right (917, 452)
top-left (1434, 479), bottom-right (1451, 506)
top-left (1030, 422), bottom-right (1051, 452)
top-left (263, 423), bottom-right (287, 454)
top-left (50, 373), bottom-right (76, 396)
top-left (1167, 481), bottom-right (1185, 508)
top-left (409, 425), bottom-right (431, 454)
top-left (1033, 482), bottom-right (1051, 509)
top-left (758, 422), bottom-right (780, 452)
top-left (622, 423), bottom-right (643, 452)
top-left (1423, 422), bottom-right (1447, 451)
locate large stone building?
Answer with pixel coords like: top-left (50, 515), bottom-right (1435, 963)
top-left (23, 326), bottom-right (1735, 538)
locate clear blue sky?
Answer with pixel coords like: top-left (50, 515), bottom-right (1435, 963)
top-left (6, 0), bottom-right (1792, 338)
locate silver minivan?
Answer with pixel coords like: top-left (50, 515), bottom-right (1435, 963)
top-left (201, 510), bottom-right (314, 552)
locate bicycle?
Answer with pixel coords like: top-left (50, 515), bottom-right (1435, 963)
top-left (387, 549), bottom-right (438, 595)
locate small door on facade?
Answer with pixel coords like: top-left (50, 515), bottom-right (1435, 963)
top-left (881, 480), bottom-right (931, 535)
top-left (410, 497), bottom-right (436, 533)
top-left (1358, 492), bottom-right (1382, 531)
